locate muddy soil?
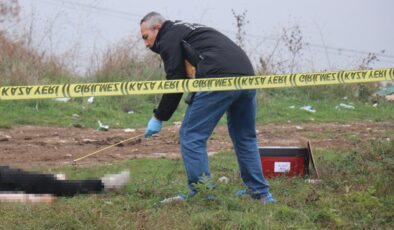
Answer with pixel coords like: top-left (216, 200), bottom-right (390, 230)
top-left (0, 121), bottom-right (392, 168)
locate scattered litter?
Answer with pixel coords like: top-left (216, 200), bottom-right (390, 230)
top-left (336, 103), bottom-right (355, 110)
top-left (305, 179), bottom-right (322, 184)
top-left (372, 102), bottom-right (379, 108)
top-left (295, 125), bottom-right (304, 130)
top-left (300, 105), bottom-right (316, 113)
top-left (54, 98), bottom-right (71, 103)
top-left (288, 105), bottom-right (295, 109)
top-left (97, 120), bottom-right (109, 131)
top-left (386, 94), bottom-right (394, 101)
top-left (65, 153), bottom-right (73, 157)
top-left (375, 86), bottom-right (394, 97)
top-left (128, 110), bottom-right (135, 114)
top-left (375, 86), bottom-right (394, 101)
top-left (218, 176), bottom-right (229, 184)
top-left (87, 96), bottom-right (94, 104)
top-left (160, 195), bottom-right (186, 204)
top-left (343, 96), bottom-right (348, 100)
top-left (72, 114), bottom-right (80, 119)
top-left (124, 128), bottom-right (136, 133)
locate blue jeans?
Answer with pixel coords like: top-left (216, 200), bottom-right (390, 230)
top-left (179, 89), bottom-right (270, 197)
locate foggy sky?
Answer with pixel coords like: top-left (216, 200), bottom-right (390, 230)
top-left (17, 0), bottom-right (394, 74)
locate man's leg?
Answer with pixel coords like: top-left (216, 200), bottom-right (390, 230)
top-left (180, 91), bottom-right (235, 192)
top-left (226, 90), bottom-right (270, 199)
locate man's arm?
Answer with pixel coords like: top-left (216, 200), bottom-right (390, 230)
top-left (153, 34), bottom-right (187, 121)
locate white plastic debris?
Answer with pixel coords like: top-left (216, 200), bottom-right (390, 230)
top-left (336, 103), bottom-right (355, 110)
top-left (288, 105), bottom-right (296, 109)
top-left (160, 195), bottom-right (186, 204)
top-left (305, 179), bottom-right (322, 184)
top-left (97, 120), bottom-right (109, 131)
top-left (300, 105), bottom-right (316, 113)
top-left (54, 98), bottom-right (71, 103)
top-left (87, 96), bottom-right (94, 104)
top-left (218, 176), bottom-right (229, 184)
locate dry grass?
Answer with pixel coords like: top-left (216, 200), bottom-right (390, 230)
top-left (0, 34), bottom-right (77, 85)
top-left (87, 36), bottom-right (163, 83)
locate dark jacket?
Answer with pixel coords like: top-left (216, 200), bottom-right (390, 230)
top-left (150, 20), bottom-right (254, 121)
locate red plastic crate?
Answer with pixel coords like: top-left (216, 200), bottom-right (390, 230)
top-left (259, 147), bottom-right (310, 178)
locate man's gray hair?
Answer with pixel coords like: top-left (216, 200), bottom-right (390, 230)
top-left (140, 12), bottom-right (166, 28)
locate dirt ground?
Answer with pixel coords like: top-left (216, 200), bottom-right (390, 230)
top-left (0, 121), bottom-right (392, 168)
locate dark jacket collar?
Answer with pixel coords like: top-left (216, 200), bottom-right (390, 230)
top-left (150, 20), bottom-right (173, 53)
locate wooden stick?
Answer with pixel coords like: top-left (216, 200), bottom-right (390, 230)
top-left (73, 133), bottom-right (144, 163)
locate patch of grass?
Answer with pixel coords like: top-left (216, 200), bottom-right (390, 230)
top-left (0, 95), bottom-right (188, 129)
top-left (1, 93), bottom-right (393, 129)
top-left (1, 140), bottom-right (393, 229)
top-left (256, 96), bottom-right (394, 124)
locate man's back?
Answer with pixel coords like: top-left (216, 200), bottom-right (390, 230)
top-left (155, 20), bottom-right (255, 78)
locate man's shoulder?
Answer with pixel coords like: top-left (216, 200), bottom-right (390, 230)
top-left (173, 20), bottom-right (206, 31)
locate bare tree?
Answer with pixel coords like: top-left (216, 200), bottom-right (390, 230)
top-left (231, 9), bottom-right (248, 49)
top-left (281, 25), bottom-right (303, 73)
top-left (0, 0), bottom-right (20, 35)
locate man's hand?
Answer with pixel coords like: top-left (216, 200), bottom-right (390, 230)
top-left (144, 116), bottom-right (162, 138)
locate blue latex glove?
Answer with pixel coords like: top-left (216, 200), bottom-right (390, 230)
top-left (144, 116), bottom-right (162, 138)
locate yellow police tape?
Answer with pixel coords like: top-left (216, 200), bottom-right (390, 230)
top-left (1, 68), bottom-right (393, 100)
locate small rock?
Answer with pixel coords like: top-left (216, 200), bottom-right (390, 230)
top-left (82, 139), bottom-right (99, 144)
top-left (0, 134), bottom-right (11, 141)
top-left (73, 123), bottom-right (84, 128)
top-left (124, 128), bottom-right (136, 133)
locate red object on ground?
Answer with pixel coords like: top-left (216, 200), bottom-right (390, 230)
top-left (259, 147), bottom-right (310, 178)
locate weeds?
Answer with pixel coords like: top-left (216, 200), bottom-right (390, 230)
top-left (1, 139), bottom-right (393, 229)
